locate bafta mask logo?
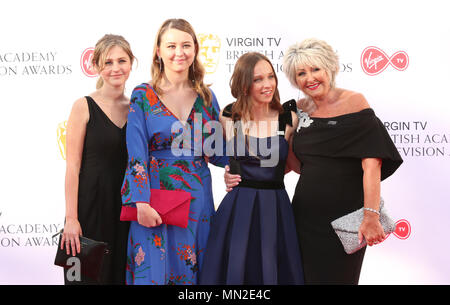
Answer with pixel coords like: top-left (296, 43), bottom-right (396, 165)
top-left (80, 47), bottom-right (97, 77)
top-left (57, 121), bottom-right (67, 160)
top-left (198, 34), bottom-right (221, 74)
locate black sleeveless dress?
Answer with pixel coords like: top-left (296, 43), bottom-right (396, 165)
top-left (64, 96), bottom-right (130, 285)
top-left (291, 108), bottom-right (402, 284)
top-left (199, 102), bottom-right (304, 285)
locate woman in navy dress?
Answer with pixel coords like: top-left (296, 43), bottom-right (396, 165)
top-left (121, 19), bottom-right (228, 285)
top-left (200, 52), bottom-right (304, 285)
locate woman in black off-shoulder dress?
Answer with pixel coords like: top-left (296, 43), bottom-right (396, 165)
top-left (284, 39), bottom-right (403, 284)
top-left (291, 107), bottom-right (402, 284)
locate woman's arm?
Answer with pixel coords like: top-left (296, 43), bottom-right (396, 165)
top-left (62, 97), bottom-right (88, 256)
top-left (122, 87), bottom-right (162, 227)
top-left (285, 111), bottom-right (301, 175)
top-left (358, 157), bottom-right (386, 246)
top-left (220, 109), bottom-right (241, 191)
top-left (203, 93), bottom-right (230, 168)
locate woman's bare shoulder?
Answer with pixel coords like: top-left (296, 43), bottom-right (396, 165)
top-left (69, 96), bottom-right (90, 123)
top-left (342, 89), bottom-right (370, 112)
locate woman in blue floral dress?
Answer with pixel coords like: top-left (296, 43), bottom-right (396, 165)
top-left (120, 19), bottom-right (227, 285)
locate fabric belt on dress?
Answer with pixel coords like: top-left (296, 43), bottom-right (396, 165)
top-left (238, 179), bottom-right (284, 190)
top-left (151, 149), bottom-right (205, 161)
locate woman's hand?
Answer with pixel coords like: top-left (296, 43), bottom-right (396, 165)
top-left (224, 165), bottom-right (241, 192)
top-left (137, 202), bottom-right (162, 227)
top-left (297, 98), bottom-right (317, 115)
top-left (358, 212), bottom-right (386, 246)
top-left (61, 217), bottom-right (83, 256)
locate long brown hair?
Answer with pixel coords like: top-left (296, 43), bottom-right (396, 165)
top-left (91, 34), bottom-right (135, 89)
top-left (151, 18), bottom-right (212, 106)
top-left (230, 52), bottom-right (282, 122)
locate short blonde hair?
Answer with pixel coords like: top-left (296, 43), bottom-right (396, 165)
top-left (283, 38), bottom-right (339, 89)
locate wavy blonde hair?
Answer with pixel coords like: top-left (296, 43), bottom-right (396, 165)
top-left (91, 34), bottom-right (135, 89)
top-left (151, 18), bottom-right (212, 106)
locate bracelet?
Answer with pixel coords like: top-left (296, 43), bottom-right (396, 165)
top-left (363, 207), bottom-right (380, 216)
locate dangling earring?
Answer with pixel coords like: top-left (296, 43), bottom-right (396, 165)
top-left (158, 56), bottom-right (162, 72)
top-left (190, 63), bottom-right (196, 83)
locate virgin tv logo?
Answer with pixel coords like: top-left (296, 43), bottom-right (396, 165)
top-left (393, 219), bottom-right (411, 240)
top-left (80, 47), bottom-right (97, 77)
top-left (378, 219), bottom-right (411, 245)
top-left (361, 46), bottom-right (409, 76)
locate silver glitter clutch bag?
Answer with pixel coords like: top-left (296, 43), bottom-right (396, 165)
top-left (331, 198), bottom-right (396, 254)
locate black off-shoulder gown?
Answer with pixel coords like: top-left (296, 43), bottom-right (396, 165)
top-left (291, 108), bottom-right (402, 284)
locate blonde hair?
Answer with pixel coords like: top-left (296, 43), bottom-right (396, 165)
top-left (151, 18), bottom-right (212, 106)
top-left (283, 38), bottom-right (339, 90)
top-left (230, 52), bottom-right (282, 122)
top-left (91, 34), bottom-right (135, 89)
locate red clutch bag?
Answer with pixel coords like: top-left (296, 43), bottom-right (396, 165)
top-left (120, 189), bottom-right (191, 228)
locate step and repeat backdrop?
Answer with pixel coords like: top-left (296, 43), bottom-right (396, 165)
top-left (1, 0), bottom-right (449, 284)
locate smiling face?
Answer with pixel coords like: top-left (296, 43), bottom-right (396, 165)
top-left (157, 28), bottom-right (196, 74)
top-left (295, 64), bottom-right (331, 99)
top-left (96, 45), bottom-right (132, 88)
top-left (249, 59), bottom-right (277, 106)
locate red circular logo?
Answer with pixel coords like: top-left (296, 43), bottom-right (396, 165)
top-left (393, 219), bottom-right (411, 240)
top-left (80, 47), bottom-right (97, 77)
top-left (361, 46), bottom-right (409, 76)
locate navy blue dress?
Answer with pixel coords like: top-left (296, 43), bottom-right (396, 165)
top-left (199, 102), bottom-right (304, 285)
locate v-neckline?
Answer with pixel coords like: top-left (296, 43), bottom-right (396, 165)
top-left (88, 96), bottom-right (127, 130)
top-left (160, 96), bottom-right (199, 125)
top-left (146, 83), bottom-right (200, 125)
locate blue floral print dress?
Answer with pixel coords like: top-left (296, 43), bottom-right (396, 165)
top-left (121, 83), bottom-right (228, 285)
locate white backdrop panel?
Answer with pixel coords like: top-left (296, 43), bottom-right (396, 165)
top-left (1, 0), bottom-right (449, 284)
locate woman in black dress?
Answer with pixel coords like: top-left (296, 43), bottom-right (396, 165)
top-left (61, 34), bottom-right (135, 284)
top-left (225, 39), bottom-right (403, 284)
top-left (282, 38), bottom-right (403, 284)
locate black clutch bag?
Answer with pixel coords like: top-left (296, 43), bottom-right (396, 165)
top-left (53, 230), bottom-right (109, 282)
